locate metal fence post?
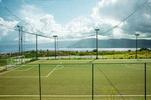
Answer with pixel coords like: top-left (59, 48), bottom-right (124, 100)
top-left (38, 64), bottom-right (42, 100)
top-left (92, 63), bottom-right (94, 100)
top-left (144, 63), bottom-right (146, 100)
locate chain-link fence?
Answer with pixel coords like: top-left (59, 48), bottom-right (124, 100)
top-left (0, 63), bottom-right (150, 100)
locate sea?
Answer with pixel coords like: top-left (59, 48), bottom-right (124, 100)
top-left (0, 45), bottom-right (138, 53)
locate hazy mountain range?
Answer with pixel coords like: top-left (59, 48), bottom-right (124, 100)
top-left (69, 38), bottom-right (151, 48)
top-left (0, 38), bottom-right (151, 53)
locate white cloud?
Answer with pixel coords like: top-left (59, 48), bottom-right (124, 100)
top-left (1, 0), bottom-right (151, 43)
top-left (64, 16), bottom-right (94, 38)
top-left (112, 28), bottom-right (124, 38)
top-left (91, 0), bottom-right (151, 39)
top-left (91, 0), bottom-right (136, 20)
top-left (0, 17), bottom-right (18, 37)
top-left (18, 5), bottom-right (64, 43)
top-left (19, 5), bottom-right (97, 41)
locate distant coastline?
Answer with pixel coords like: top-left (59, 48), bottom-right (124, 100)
top-left (0, 47), bottom-right (147, 53)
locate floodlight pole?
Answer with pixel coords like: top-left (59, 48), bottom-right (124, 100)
top-left (53, 35), bottom-right (58, 59)
top-left (20, 26), bottom-right (23, 63)
top-left (95, 28), bottom-right (100, 59)
top-left (135, 33), bottom-right (139, 59)
top-left (17, 25), bottom-right (21, 57)
top-left (17, 25), bottom-right (23, 64)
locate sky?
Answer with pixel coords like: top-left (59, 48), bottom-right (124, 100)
top-left (0, 0), bottom-right (151, 44)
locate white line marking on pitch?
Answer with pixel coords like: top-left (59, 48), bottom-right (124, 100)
top-left (0, 95), bottom-right (150, 97)
top-left (45, 63), bottom-right (65, 78)
top-left (0, 66), bottom-right (62, 78)
top-left (55, 65), bottom-right (64, 70)
top-left (45, 66), bottom-right (58, 78)
top-left (0, 65), bottom-right (24, 75)
top-left (0, 76), bottom-right (47, 78)
top-left (25, 66), bottom-right (34, 71)
top-left (16, 66), bottom-right (34, 71)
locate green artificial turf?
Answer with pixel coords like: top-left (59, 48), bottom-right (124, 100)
top-left (0, 59), bottom-right (150, 100)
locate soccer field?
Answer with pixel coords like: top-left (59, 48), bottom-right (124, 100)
top-left (0, 59), bottom-right (151, 100)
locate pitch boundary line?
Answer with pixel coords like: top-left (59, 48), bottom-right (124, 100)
top-left (45, 63), bottom-right (64, 78)
top-left (45, 66), bottom-right (58, 78)
top-left (0, 66), bottom-right (61, 78)
top-left (124, 64), bottom-right (151, 71)
top-left (0, 94), bottom-right (150, 97)
top-left (0, 76), bottom-right (47, 78)
top-left (0, 65), bottom-right (24, 75)
top-left (16, 66), bottom-right (34, 71)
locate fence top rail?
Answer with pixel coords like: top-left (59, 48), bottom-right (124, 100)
top-left (23, 62), bottom-right (151, 65)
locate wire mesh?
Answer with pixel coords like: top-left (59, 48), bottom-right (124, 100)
top-left (0, 62), bottom-right (150, 100)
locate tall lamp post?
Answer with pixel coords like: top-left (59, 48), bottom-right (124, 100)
top-left (53, 35), bottom-right (58, 59)
top-left (135, 33), bottom-right (139, 59)
top-left (17, 25), bottom-right (23, 63)
top-left (95, 28), bottom-right (100, 59)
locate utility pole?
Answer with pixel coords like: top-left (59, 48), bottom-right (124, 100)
top-left (135, 33), bottom-right (139, 59)
top-left (53, 35), bottom-right (58, 60)
top-left (95, 28), bottom-right (100, 59)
